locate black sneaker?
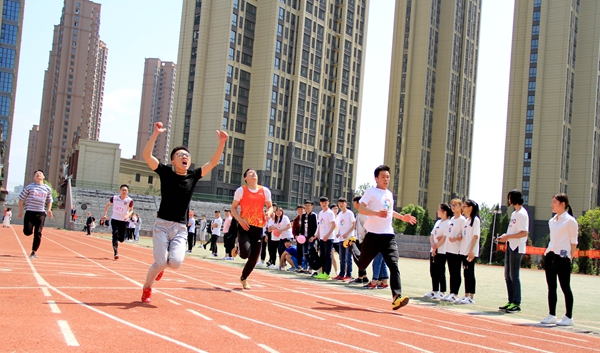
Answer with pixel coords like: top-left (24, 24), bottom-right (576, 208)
top-left (498, 302), bottom-right (511, 310)
top-left (362, 277), bottom-right (370, 284)
top-left (29, 252), bottom-right (36, 259)
top-left (504, 304), bottom-right (521, 313)
top-left (351, 278), bottom-right (363, 284)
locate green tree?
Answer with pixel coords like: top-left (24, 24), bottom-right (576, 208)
top-left (576, 207), bottom-right (600, 274)
top-left (421, 209), bottom-right (435, 237)
top-left (479, 204), bottom-right (501, 265)
top-left (397, 204), bottom-right (429, 235)
top-left (354, 183), bottom-right (372, 196)
top-left (43, 180), bottom-right (59, 209)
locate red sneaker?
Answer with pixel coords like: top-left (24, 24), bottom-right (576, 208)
top-left (141, 287), bottom-right (152, 303)
top-left (333, 275), bottom-right (344, 280)
top-left (342, 276), bottom-right (352, 281)
top-left (155, 270), bottom-right (164, 281)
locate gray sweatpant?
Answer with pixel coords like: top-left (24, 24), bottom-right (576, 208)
top-left (143, 218), bottom-right (187, 288)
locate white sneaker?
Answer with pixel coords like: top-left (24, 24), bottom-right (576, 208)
top-left (267, 264), bottom-right (277, 269)
top-left (455, 296), bottom-right (468, 304)
top-left (423, 290), bottom-right (436, 298)
top-left (557, 315), bottom-right (574, 326)
top-left (442, 293), bottom-right (456, 302)
top-left (433, 291), bottom-right (444, 300)
top-left (541, 315), bottom-right (557, 325)
top-left (464, 297), bottom-right (475, 305)
top-left (256, 261), bottom-right (264, 266)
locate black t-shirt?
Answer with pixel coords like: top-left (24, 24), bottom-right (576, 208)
top-left (154, 163), bottom-right (202, 224)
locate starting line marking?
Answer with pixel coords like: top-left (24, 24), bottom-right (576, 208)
top-left (396, 341), bottom-right (433, 353)
top-left (59, 272), bottom-right (97, 277)
top-left (57, 320), bottom-right (79, 346)
top-left (338, 323), bottom-right (380, 337)
top-left (219, 325), bottom-right (250, 339)
top-left (48, 300), bottom-right (61, 314)
top-left (258, 343), bottom-right (280, 353)
top-left (187, 309), bottom-right (212, 321)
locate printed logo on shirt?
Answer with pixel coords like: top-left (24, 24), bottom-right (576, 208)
top-left (383, 197), bottom-right (392, 211)
top-left (115, 206), bottom-right (125, 213)
top-left (32, 191), bottom-right (47, 199)
top-left (339, 219), bottom-right (345, 227)
top-left (463, 225), bottom-right (468, 237)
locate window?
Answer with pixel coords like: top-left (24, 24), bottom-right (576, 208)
top-left (232, 13), bottom-right (238, 26)
top-left (0, 72), bottom-right (13, 92)
top-left (276, 41), bottom-right (282, 53)
top-left (267, 141), bottom-right (273, 154)
top-left (228, 48), bottom-right (234, 60)
top-left (531, 39), bottom-right (538, 49)
top-left (527, 95), bottom-right (535, 105)
top-left (2, 1), bottom-right (20, 21)
top-left (527, 109), bottom-right (534, 119)
top-left (148, 176), bottom-right (154, 184)
top-left (241, 53), bottom-right (253, 66)
top-left (230, 30), bottom-right (236, 43)
top-left (271, 91), bottom-right (277, 103)
top-left (523, 166), bottom-right (531, 176)
top-left (224, 99), bottom-right (230, 112)
top-left (0, 96), bottom-right (11, 116)
top-left (277, 24), bottom-right (283, 37)
top-left (273, 74), bottom-right (279, 87)
top-left (274, 57), bottom-right (280, 69)
top-left (222, 117), bottom-right (228, 130)
top-left (279, 7), bottom-right (285, 20)
top-left (232, 172), bottom-right (242, 184)
top-left (529, 67), bottom-right (537, 77)
top-left (528, 81), bottom-right (536, 91)
top-left (266, 158), bottom-right (272, 171)
top-left (532, 25), bottom-right (539, 36)
top-left (232, 155), bottom-right (243, 168)
top-left (269, 125), bottom-right (275, 136)
top-left (225, 82), bottom-right (231, 95)
top-left (525, 138), bottom-right (532, 148)
top-left (135, 173), bottom-right (141, 182)
top-left (235, 121), bottom-right (246, 133)
top-left (533, 11), bottom-right (540, 21)
top-left (524, 152), bottom-right (531, 162)
top-left (234, 138), bottom-right (245, 151)
top-left (0, 47), bottom-right (15, 69)
top-left (530, 53), bottom-right (538, 63)
top-left (526, 123), bottom-right (533, 133)
top-left (270, 108), bottom-right (276, 120)
top-left (240, 70), bottom-right (251, 82)
top-left (0, 24), bottom-right (18, 45)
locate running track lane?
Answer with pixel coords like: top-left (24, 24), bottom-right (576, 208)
top-left (1, 226), bottom-right (599, 353)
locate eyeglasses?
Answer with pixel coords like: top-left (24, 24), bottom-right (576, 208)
top-left (175, 152), bottom-right (190, 158)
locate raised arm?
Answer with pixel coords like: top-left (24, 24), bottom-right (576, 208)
top-left (142, 122), bottom-right (166, 171)
top-left (200, 130), bottom-right (229, 177)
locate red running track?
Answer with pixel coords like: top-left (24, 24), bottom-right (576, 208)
top-left (1, 226), bottom-right (599, 352)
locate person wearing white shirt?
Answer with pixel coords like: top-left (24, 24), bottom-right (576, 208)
top-left (210, 211), bottom-right (223, 257)
top-left (314, 197), bottom-right (336, 279)
top-left (456, 199), bottom-right (481, 305)
top-left (497, 190), bottom-right (529, 313)
top-left (540, 193), bottom-right (578, 326)
top-left (424, 204), bottom-right (452, 300)
top-left (442, 199), bottom-right (467, 302)
top-left (336, 198), bottom-right (356, 280)
top-left (357, 165), bottom-right (417, 310)
top-left (330, 204), bottom-right (340, 278)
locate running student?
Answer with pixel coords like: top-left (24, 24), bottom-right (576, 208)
top-left (457, 199), bottom-right (480, 304)
top-left (442, 199), bottom-right (466, 302)
top-left (541, 193), bottom-right (578, 326)
top-left (424, 203), bottom-right (452, 299)
top-left (230, 168), bottom-right (273, 289)
top-left (357, 165), bottom-right (417, 310)
top-left (18, 170), bottom-right (53, 259)
top-left (102, 184), bottom-right (134, 259)
top-left (497, 190), bottom-right (529, 313)
top-left (141, 121), bottom-right (228, 303)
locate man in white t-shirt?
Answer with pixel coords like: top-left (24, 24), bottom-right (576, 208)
top-left (336, 198), bottom-right (356, 280)
top-left (314, 196), bottom-right (336, 280)
top-left (497, 189), bottom-right (529, 313)
top-left (210, 211), bottom-right (223, 257)
top-left (101, 184), bottom-right (134, 260)
top-left (357, 165), bottom-right (417, 310)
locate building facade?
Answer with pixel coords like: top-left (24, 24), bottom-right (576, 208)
top-left (502, 0), bottom-right (600, 240)
top-left (170, 0), bottom-right (368, 205)
top-left (0, 0), bottom-right (25, 189)
top-left (135, 58), bottom-right (176, 164)
top-left (26, 0), bottom-right (107, 187)
top-left (384, 0), bottom-right (481, 214)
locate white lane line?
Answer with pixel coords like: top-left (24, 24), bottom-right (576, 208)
top-left (509, 342), bottom-right (556, 353)
top-left (219, 325), bottom-right (250, 339)
top-left (41, 287), bottom-right (52, 297)
top-left (187, 309), bottom-right (212, 321)
top-left (271, 303), bottom-right (325, 320)
top-left (258, 343), bottom-right (279, 353)
top-left (436, 325), bottom-right (486, 338)
top-left (338, 323), bottom-right (379, 337)
top-left (0, 268), bottom-right (11, 271)
top-left (57, 320), bottom-right (79, 346)
top-left (48, 300), bottom-right (61, 314)
top-left (226, 282), bottom-right (265, 288)
top-left (397, 341), bottom-right (434, 353)
top-left (532, 329), bottom-right (588, 342)
top-left (59, 272), bottom-right (97, 277)
top-left (166, 299), bottom-right (181, 306)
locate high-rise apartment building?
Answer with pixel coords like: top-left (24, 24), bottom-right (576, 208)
top-left (171, 0), bottom-right (368, 204)
top-left (0, 0), bottom-right (25, 189)
top-left (384, 0), bottom-right (481, 214)
top-left (26, 0), bottom-right (106, 186)
top-left (502, 0), bottom-right (600, 239)
top-left (135, 58), bottom-right (176, 164)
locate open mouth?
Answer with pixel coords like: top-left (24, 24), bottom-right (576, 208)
top-left (182, 161), bottom-right (188, 166)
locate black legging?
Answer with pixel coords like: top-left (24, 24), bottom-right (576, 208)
top-left (187, 232), bottom-right (196, 251)
top-left (261, 233), bottom-right (268, 261)
top-left (267, 236), bottom-right (279, 266)
top-left (110, 219), bottom-right (127, 256)
top-left (224, 232), bottom-right (236, 256)
top-left (23, 211), bottom-right (47, 252)
top-left (446, 252), bottom-right (462, 295)
top-left (545, 252), bottom-right (574, 318)
top-left (209, 234), bottom-right (218, 254)
top-left (238, 225), bottom-right (263, 280)
top-left (430, 253), bottom-right (447, 292)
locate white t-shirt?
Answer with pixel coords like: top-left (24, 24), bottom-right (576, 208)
top-left (360, 187), bottom-right (395, 234)
top-left (317, 209), bottom-right (336, 240)
top-left (212, 217), bottom-right (223, 236)
top-left (546, 212), bottom-right (578, 259)
top-left (460, 217), bottom-right (481, 257)
top-left (233, 185), bottom-right (273, 202)
top-left (430, 219), bottom-right (451, 254)
top-left (267, 218), bottom-right (279, 241)
top-left (276, 215), bottom-right (293, 239)
top-left (110, 195), bottom-right (134, 221)
top-left (444, 215), bottom-right (466, 255)
top-left (337, 210), bottom-right (356, 241)
top-left (332, 215), bottom-right (341, 243)
top-left (507, 207), bottom-right (529, 253)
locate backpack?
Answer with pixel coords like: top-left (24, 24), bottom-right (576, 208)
top-left (206, 220), bottom-right (213, 235)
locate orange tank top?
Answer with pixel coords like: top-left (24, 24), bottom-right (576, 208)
top-left (239, 185), bottom-right (267, 228)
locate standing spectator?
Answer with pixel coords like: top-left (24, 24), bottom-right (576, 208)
top-left (541, 193), bottom-right (578, 326)
top-left (18, 170), bottom-right (53, 259)
top-left (292, 205), bottom-right (305, 271)
top-left (223, 209), bottom-right (236, 260)
top-left (274, 208), bottom-right (293, 266)
top-left (442, 199), bottom-right (466, 302)
top-left (197, 215), bottom-right (207, 248)
top-left (266, 210), bottom-right (279, 268)
top-left (497, 190), bottom-right (529, 313)
top-left (336, 198), bottom-right (356, 280)
top-left (85, 212), bottom-right (94, 236)
top-left (134, 214), bottom-right (142, 243)
top-left (424, 204), bottom-right (452, 299)
top-left (127, 215), bottom-right (136, 241)
top-left (457, 199), bottom-right (481, 304)
top-left (203, 219), bottom-right (213, 249)
top-left (349, 196), bottom-right (369, 284)
top-left (71, 206), bottom-right (77, 222)
top-left (101, 184), bottom-right (134, 260)
top-left (314, 196), bottom-right (335, 280)
top-left (210, 210), bottom-right (223, 257)
top-left (2, 208), bottom-right (12, 228)
top-left (330, 204), bottom-right (340, 278)
top-left (301, 201), bottom-right (318, 273)
top-left (187, 211), bottom-right (196, 253)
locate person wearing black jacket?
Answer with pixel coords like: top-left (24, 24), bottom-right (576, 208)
top-left (301, 200), bottom-right (318, 273)
top-left (85, 212), bottom-right (95, 236)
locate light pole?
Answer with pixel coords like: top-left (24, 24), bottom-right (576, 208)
top-left (489, 205), bottom-right (502, 264)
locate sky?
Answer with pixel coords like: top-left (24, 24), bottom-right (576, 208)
top-left (9, 0), bottom-right (514, 207)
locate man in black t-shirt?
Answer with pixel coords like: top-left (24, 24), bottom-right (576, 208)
top-left (140, 121), bottom-right (228, 304)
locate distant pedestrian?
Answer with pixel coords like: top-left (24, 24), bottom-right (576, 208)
top-left (2, 208), bottom-right (12, 228)
top-left (18, 170), bottom-right (53, 259)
